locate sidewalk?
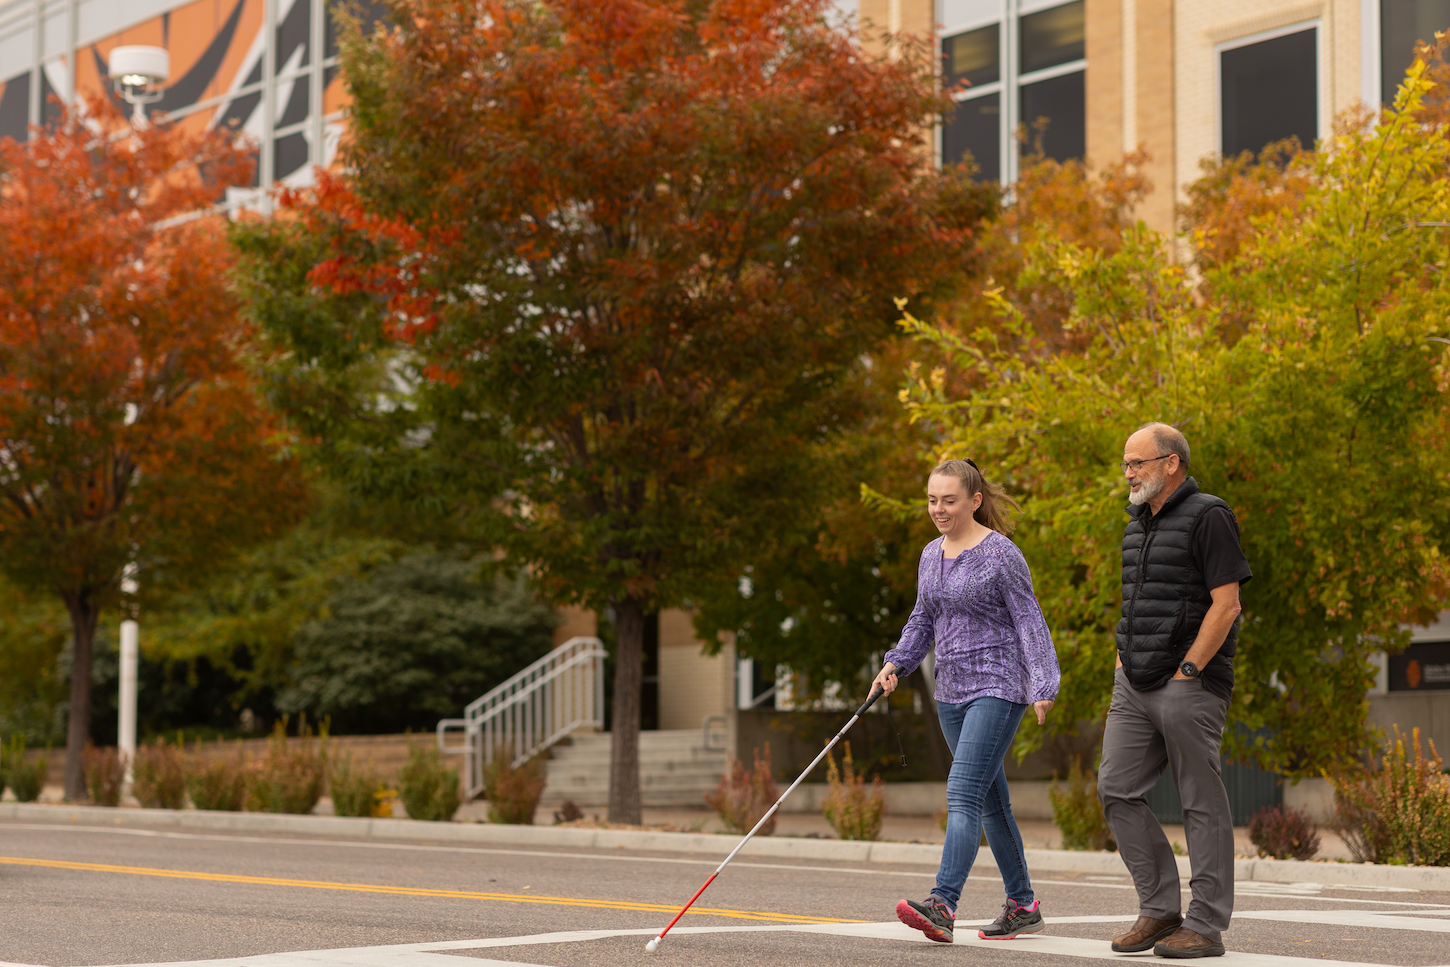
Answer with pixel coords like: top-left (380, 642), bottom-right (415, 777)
top-left (624, 807), bottom-right (1358, 862)
top-left (25, 785), bottom-right (1359, 861)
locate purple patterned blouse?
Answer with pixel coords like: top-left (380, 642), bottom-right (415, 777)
top-left (884, 532), bottom-right (1060, 706)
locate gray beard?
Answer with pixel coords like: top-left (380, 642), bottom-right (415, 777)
top-left (1128, 474), bottom-right (1165, 506)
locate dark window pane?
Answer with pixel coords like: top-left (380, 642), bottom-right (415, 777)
top-left (274, 131), bottom-right (310, 179)
top-left (943, 24), bottom-right (1000, 89)
top-left (1382, 0), bottom-right (1450, 104)
top-left (1220, 29), bottom-right (1317, 158)
top-left (1020, 1), bottom-right (1085, 75)
top-left (1019, 70), bottom-right (1085, 162)
top-left (0, 73), bottom-right (30, 142)
top-left (944, 93), bottom-right (1001, 182)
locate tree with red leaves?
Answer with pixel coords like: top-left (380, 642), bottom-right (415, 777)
top-left (0, 100), bottom-right (308, 799)
top-left (235, 0), bottom-right (992, 822)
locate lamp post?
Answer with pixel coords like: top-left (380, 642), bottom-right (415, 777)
top-left (118, 620), bottom-right (138, 783)
top-left (107, 46), bottom-right (169, 125)
top-left (104, 48), bottom-right (167, 784)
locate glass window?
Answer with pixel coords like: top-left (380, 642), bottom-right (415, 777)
top-left (943, 24), bottom-right (1000, 89)
top-left (1220, 29), bottom-right (1318, 158)
top-left (1019, 70), bottom-right (1085, 162)
top-left (0, 73), bottom-right (31, 143)
top-left (1020, 1), bottom-right (1085, 75)
top-left (944, 93), bottom-right (1001, 182)
top-left (1382, 0), bottom-right (1450, 103)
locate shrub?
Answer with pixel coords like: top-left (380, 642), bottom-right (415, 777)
top-left (554, 800), bottom-right (584, 824)
top-left (1331, 773), bottom-right (1392, 864)
top-left (246, 718), bottom-right (327, 814)
top-left (1330, 725), bottom-right (1450, 866)
top-left (330, 753), bottom-right (392, 818)
top-left (133, 738), bottom-right (187, 810)
top-left (1049, 755), bottom-right (1116, 851)
top-left (481, 748), bottom-right (545, 824)
top-left (185, 742), bottom-right (247, 811)
top-left (82, 745), bottom-right (123, 806)
top-left (277, 558), bottom-right (557, 734)
top-left (706, 744), bottom-right (779, 836)
top-left (6, 735), bottom-right (48, 803)
top-left (399, 740), bottom-right (462, 821)
top-left (823, 742), bottom-right (884, 842)
top-left (1248, 804), bottom-right (1320, 860)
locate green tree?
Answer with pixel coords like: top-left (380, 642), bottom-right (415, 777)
top-left (233, 0), bottom-right (992, 821)
top-left (139, 512), bottom-right (403, 731)
top-left (890, 68), bottom-right (1450, 777)
top-left (277, 553), bottom-right (557, 733)
top-left (0, 577), bottom-right (70, 743)
top-left (690, 153), bottom-right (1150, 773)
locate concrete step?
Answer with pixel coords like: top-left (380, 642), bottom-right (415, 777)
top-left (540, 729), bottom-right (727, 808)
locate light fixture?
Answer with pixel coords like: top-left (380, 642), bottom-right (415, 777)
top-left (107, 46), bottom-right (170, 123)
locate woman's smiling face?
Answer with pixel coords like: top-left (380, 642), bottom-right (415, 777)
top-left (927, 473), bottom-right (982, 538)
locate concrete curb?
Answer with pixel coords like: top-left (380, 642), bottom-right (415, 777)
top-left (5, 802), bottom-right (1448, 892)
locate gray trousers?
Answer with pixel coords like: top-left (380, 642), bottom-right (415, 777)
top-left (1098, 667), bottom-right (1234, 942)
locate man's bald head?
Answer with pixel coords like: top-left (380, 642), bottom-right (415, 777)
top-left (1131, 422), bottom-right (1190, 469)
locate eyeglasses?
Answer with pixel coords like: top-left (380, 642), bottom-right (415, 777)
top-left (1120, 454), bottom-right (1173, 473)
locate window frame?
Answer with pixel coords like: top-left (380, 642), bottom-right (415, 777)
top-left (1214, 20), bottom-right (1323, 159)
top-left (937, 0), bottom-right (1085, 183)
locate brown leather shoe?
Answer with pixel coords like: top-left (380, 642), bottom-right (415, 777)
top-left (1155, 926), bottom-right (1225, 958)
top-left (1110, 916), bottom-right (1184, 952)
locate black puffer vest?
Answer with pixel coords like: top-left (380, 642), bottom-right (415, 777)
top-left (1117, 478), bottom-right (1237, 690)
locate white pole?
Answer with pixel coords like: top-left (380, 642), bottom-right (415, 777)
top-left (119, 619), bottom-right (138, 782)
top-left (261, 0), bottom-right (276, 214)
top-left (309, 0), bottom-right (325, 170)
top-left (736, 658), bottom-right (753, 709)
top-left (29, 0), bottom-right (43, 131)
top-left (67, 0), bottom-right (76, 109)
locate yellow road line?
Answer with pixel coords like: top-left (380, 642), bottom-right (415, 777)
top-left (0, 856), bottom-right (858, 925)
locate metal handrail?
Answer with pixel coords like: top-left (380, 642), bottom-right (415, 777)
top-left (745, 684), bottom-right (778, 709)
top-left (437, 635), bottom-right (607, 800)
top-left (701, 715), bottom-right (727, 752)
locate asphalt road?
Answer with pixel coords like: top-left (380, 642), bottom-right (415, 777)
top-left (2, 820), bottom-right (1448, 967)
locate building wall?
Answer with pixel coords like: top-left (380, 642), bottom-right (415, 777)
top-left (1369, 610), bottom-right (1450, 762)
top-left (658, 608), bottom-right (735, 731)
top-left (1085, 0), bottom-right (1123, 168)
top-left (1368, 692), bottom-right (1450, 767)
top-left (552, 605), bottom-right (598, 648)
top-left (1171, 0), bottom-right (1365, 229)
top-left (1135, 0), bottom-right (1176, 237)
top-left (859, 0), bottom-right (937, 44)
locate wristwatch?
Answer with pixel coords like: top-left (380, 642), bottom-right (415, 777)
top-left (1179, 660), bottom-right (1200, 679)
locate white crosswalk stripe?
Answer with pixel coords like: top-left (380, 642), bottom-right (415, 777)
top-left (58, 910), bottom-right (1450, 967)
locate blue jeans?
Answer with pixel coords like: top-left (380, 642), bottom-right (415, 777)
top-left (933, 696), bottom-right (1034, 910)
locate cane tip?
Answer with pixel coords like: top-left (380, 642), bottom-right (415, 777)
top-left (646, 938), bottom-right (660, 952)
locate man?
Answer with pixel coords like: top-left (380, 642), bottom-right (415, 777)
top-left (1098, 423), bottom-right (1252, 959)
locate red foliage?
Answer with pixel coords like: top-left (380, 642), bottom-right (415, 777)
top-left (1248, 803), bottom-right (1321, 861)
top-left (0, 99), bottom-right (308, 797)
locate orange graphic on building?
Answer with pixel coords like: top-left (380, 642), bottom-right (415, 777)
top-left (1, 0), bottom-right (385, 189)
top-left (1407, 659), bottom-right (1422, 689)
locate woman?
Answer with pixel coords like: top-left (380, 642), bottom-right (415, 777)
top-left (873, 458), bottom-right (1059, 945)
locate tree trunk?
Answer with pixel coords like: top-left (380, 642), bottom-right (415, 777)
top-left (912, 667), bottom-right (954, 776)
top-left (62, 590), bottom-right (101, 801)
top-left (607, 595), bottom-right (644, 825)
